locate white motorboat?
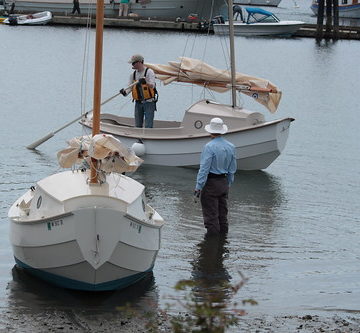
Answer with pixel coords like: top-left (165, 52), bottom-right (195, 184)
top-left (79, 3), bottom-right (294, 171)
top-left (8, 0), bottom-right (164, 291)
top-left (213, 7), bottom-right (304, 37)
top-left (3, 11), bottom-right (52, 25)
top-left (1, 0), bottom-right (225, 19)
top-left (310, 0), bottom-right (360, 18)
top-left (233, 0), bottom-right (282, 7)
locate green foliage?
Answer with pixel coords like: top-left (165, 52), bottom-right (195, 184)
top-left (168, 275), bottom-right (252, 333)
top-left (117, 272), bottom-right (257, 332)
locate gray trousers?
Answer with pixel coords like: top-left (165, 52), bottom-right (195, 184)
top-left (200, 177), bottom-right (229, 234)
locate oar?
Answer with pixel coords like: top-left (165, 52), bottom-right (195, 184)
top-left (27, 92), bottom-right (122, 150)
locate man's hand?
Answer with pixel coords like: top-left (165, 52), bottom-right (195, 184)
top-left (120, 88), bottom-right (127, 96)
top-left (138, 78), bottom-right (146, 85)
top-left (194, 190), bottom-right (201, 203)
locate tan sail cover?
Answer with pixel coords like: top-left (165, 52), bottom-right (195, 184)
top-left (146, 57), bottom-right (281, 113)
top-left (57, 134), bottom-right (143, 173)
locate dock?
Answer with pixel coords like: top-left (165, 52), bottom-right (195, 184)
top-left (51, 16), bottom-right (360, 40)
top-left (52, 15), bottom-right (205, 32)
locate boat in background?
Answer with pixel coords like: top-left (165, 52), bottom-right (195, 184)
top-left (1, 0), bottom-right (225, 20)
top-left (233, 0), bottom-right (282, 7)
top-left (80, 2), bottom-right (294, 171)
top-left (310, 0), bottom-right (360, 18)
top-left (213, 7), bottom-right (304, 37)
top-left (3, 11), bottom-right (52, 25)
top-left (8, 0), bottom-right (165, 291)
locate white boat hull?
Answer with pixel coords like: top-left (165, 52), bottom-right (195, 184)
top-left (213, 20), bottom-right (304, 36)
top-left (3, 11), bottom-right (52, 25)
top-left (81, 100), bottom-right (294, 170)
top-left (310, 1), bottom-right (360, 18)
top-left (103, 119), bottom-right (292, 170)
top-left (3, 0), bottom-right (225, 19)
top-left (8, 171), bottom-right (164, 291)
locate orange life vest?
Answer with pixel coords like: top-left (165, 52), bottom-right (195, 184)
top-left (131, 68), bottom-right (157, 101)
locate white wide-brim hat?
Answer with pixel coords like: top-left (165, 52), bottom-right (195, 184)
top-left (204, 117), bottom-right (228, 134)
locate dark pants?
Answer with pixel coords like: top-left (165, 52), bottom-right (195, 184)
top-left (72, 0), bottom-right (81, 14)
top-left (200, 176), bottom-right (229, 235)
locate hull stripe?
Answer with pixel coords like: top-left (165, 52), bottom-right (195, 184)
top-left (15, 257), bottom-right (153, 291)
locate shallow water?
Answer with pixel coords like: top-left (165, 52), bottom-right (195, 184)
top-left (0, 1), bottom-right (360, 327)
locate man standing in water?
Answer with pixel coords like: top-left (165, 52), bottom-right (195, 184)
top-left (120, 54), bottom-right (157, 128)
top-left (194, 118), bottom-right (236, 235)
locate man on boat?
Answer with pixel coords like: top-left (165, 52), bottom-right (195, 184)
top-left (120, 54), bottom-right (157, 128)
top-left (194, 118), bottom-right (236, 235)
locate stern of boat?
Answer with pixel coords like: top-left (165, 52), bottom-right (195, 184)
top-left (8, 171), bottom-right (164, 291)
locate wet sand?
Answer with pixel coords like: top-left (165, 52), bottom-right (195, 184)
top-left (1, 309), bottom-right (360, 332)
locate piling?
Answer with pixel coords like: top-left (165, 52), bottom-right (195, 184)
top-left (316, 0), bottom-right (340, 41)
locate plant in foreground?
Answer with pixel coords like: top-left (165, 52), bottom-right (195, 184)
top-left (118, 271), bottom-right (257, 333)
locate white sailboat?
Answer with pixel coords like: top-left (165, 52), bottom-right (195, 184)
top-left (8, 0), bottom-right (164, 291)
top-left (80, 1), bottom-right (294, 171)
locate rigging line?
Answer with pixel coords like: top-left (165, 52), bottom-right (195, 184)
top-left (195, 0), bottom-right (215, 99)
top-left (184, 0), bottom-right (216, 103)
top-left (180, 0), bottom-right (208, 60)
top-left (81, 0), bottom-right (96, 118)
top-left (201, 0), bottom-right (215, 61)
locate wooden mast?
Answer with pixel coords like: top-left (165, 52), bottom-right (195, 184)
top-left (90, 0), bottom-right (104, 184)
top-left (228, 0), bottom-right (237, 108)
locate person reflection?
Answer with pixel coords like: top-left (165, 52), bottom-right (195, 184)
top-left (190, 233), bottom-right (231, 304)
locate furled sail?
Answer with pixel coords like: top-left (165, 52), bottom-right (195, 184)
top-left (146, 57), bottom-right (281, 113)
top-left (57, 134), bottom-right (143, 173)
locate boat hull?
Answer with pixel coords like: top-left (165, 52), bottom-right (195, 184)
top-left (4, 0), bottom-right (225, 19)
top-left (3, 11), bottom-right (52, 25)
top-left (8, 171), bottom-right (164, 291)
top-left (310, 1), bottom-right (360, 18)
top-left (213, 21), bottom-right (304, 36)
top-left (14, 257), bottom-right (152, 291)
top-left (82, 114), bottom-right (293, 170)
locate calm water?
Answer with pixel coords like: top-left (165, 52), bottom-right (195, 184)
top-left (1, 0), bottom-right (360, 328)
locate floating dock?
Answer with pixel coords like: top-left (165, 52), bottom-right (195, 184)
top-left (49, 16), bottom-right (360, 40)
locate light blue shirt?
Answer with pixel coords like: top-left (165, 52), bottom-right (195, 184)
top-left (195, 136), bottom-right (237, 190)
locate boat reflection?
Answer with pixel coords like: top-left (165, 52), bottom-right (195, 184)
top-left (132, 166), bottom-right (285, 240)
top-left (229, 170), bottom-right (285, 236)
top-left (8, 266), bottom-right (158, 313)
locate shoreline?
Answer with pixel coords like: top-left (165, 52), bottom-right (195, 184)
top-left (1, 308), bottom-right (360, 332)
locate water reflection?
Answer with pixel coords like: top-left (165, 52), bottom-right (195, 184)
top-left (132, 164), bottom-right (203, 236)
top-left (8, 266), bottom-right (158, 313)
top-left (190, 234), bottom-right (231, 304)
top-left (230, 171), bottom-right (285, 228)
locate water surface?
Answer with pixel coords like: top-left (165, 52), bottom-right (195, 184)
top-left (0, 3), bottom-right (359, 328)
